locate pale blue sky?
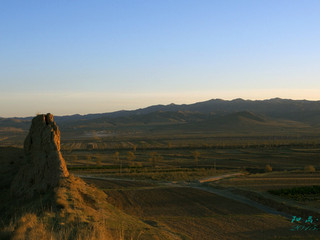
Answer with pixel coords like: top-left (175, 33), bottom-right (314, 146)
top-left (1, 0), bottom-right (320, 117)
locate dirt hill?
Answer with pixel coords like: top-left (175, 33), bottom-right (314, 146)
top-left (0, 114), bottom-right (181, 240)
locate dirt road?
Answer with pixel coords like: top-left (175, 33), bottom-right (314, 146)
top-left (197, 172), bottom-right (246, 183)
top-left (78, 173), bottom-right (293, 219)
top-left (189, 183), bottom-right (291, 219)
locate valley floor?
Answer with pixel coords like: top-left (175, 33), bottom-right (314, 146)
top-left (83, 175), bottom-right (320, 240)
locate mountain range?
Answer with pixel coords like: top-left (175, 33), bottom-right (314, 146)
top-left (1, 98), bottom-right (320, 139)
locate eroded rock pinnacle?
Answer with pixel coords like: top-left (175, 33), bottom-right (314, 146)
top-left (11, 113), bottom-right (69, 199)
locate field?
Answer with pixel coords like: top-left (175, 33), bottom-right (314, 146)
top-left (56, 133), bottom-right (320, 239)
top-left (63, 133), bottom-right (320, 239)
top-left (2, 125), bottom-right (320, 239)
top-left (213, 171), bottom-right (320, 191)
top-left (62, 140), bottom-right (320, 181)
top-left (81, 177), bottom-right (320, 240)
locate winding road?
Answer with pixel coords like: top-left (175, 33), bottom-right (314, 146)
top-left (76, 172), bottom-right (307, 220)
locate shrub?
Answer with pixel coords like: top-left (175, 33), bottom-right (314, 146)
top-left (87, 143), bottom-right (94, 150)
top-left (265, 164), bottom-right (272, 172)
top-left (96, 159), bottom-right (102, 167)
top-left (304, 165), bottom-right (316, 173)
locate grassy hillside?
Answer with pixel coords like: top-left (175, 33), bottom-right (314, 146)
top-left (0, 147), bottom-right (181, 240)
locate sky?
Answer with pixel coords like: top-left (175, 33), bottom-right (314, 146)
top-left (1, 0), bottom-right (320, 117)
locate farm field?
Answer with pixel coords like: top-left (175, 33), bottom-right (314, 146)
top-left (63, 137), bottom-right (320, 240)
top-left (64, 144), bottom-right (320, 181)
top-left (213, 171), bottom-right (320, 192)
top-left (207, 171), bottom-right (320, 220)
top-left (2, 115), bottom-right (320, 239)
top-left (83, 177), bottom-right (319, 240)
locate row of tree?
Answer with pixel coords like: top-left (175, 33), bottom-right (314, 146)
top-left (112, 151), bottom-right (165, 168)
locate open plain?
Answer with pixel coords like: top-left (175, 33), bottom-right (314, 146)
top-left (1, 100), bottom-right (320, 239)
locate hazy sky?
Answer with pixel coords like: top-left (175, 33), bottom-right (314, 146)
top-left (1, 0), bottom-right (320, 117)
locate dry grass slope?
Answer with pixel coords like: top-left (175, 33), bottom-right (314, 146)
top-left (1, 175), bottom-right (182, 240)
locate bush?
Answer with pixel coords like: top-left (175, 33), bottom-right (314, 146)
top-left (96, 159), bottom-right (102, 167)
top-left (265, 164), bottom-right (272, 172)
top-left (304, 165), bottom-right (316, 173)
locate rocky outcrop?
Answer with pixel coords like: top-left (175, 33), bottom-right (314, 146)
top-left (10, 113), bottom-right (69, 199)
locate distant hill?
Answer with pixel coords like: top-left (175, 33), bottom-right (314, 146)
top-left (43, 98), bottom-right (320, 130)
top-left (57, 97), bottom-right (320, 123)
top-left (1, 98), bottom-right (320, 142)
top-left (3, 97), bottom-right (320, 121)
top-left (0, 118), bottom-right (31, 133)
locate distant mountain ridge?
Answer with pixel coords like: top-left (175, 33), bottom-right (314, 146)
top-left (55, 97), bottom-right (320, 120)
top-left (3, 98), bottom-right (320, 121)
top-left (1, 98), bottom-right (320, 138)
top-left (57, 98), bottom-right (320, 127)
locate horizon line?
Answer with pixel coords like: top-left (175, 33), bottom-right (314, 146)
top-left (2, 97), bottom-right (320, 119)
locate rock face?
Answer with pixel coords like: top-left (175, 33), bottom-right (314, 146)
top-left (11, 113), bottom-right (69, 199)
